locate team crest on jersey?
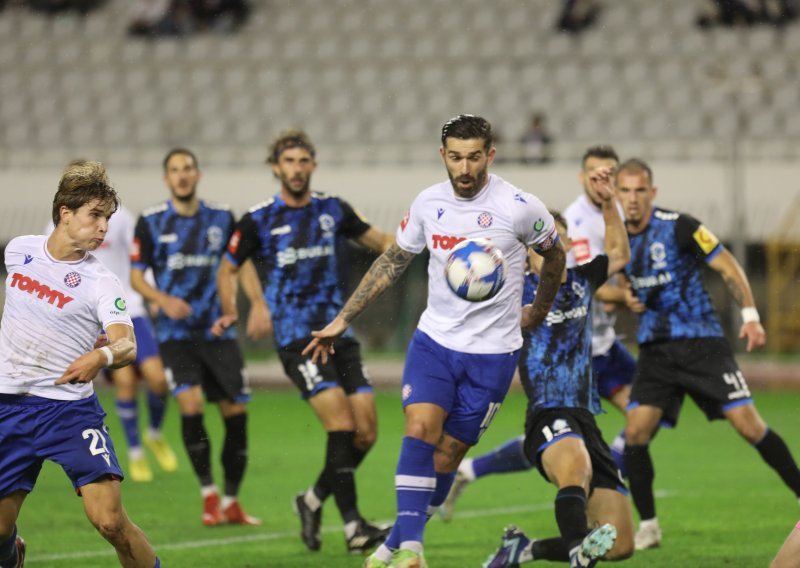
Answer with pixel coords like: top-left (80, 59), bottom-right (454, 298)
top-left (477, 212), bottom-right (493, 228)
top-left (571, 281), bottom-right (585, 298)
top-left (207, 226), bottom-right (224, 251)
top-left (319, 214), bottom-right (335, 233)
top-left (402, 384), bottom-right (412, 401)
top-left (64, 272), bottom-right (82, 288)
top-left (650, 242), bottom-right (667, 270)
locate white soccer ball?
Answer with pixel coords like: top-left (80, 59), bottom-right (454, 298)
top-left (445, 238), bottom-right (507, 302)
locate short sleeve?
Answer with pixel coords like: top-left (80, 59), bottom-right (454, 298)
top-left (225, 212), bottom-right (261, 267)
top-left (675, 213), bottom-right (723, 263)
top-left (573, 254), bottom-right (610, 293)
top-left (337, 198), bottom-right (371, 239)
top-left (515, 193), bottom-right (559, 253)
top-left (395, 196), bottom-right (427, 254)
top-left (96, 275), bottom-right (134, 329)
top-left (131, 216), bottom-right (154, 270)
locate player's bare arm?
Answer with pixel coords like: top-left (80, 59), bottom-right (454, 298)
top-left (211, 256), bottom-right (241, 336)
top-left (303, 243), bottom-right (416, 363)
top-left (593, 167), bottom-right (631, 275)
top-left (131, 266), bottom-right (192, 320)
top-left (355, 226), bottom-right (395, 254)
top-left (708, 248), bottom-right (766, 351)
top-left (239, 259), bottom-right (272, 340)
top-left (55, 323), bottom-right (136, 385)
top-left (521, 243), bottom-right (566, 330)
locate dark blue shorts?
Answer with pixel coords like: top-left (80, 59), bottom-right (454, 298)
top-left (593, 340), bottom-right (636, 400)
top-left (132, 316), bottom-right (160, 366)
top-left (0, 393), bottom-right (124, 498)
top-left (402, 330), bottom-right (520, 446)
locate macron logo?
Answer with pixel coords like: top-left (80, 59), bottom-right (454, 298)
top-left (10, 272), bottom-right (74, 309)
top-left (24, 254), bottom-right (33, 265)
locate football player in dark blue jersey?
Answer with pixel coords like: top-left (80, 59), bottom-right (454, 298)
top-left (131, 149), bottom-right (264, 528)
top-left (483, 167), bottom-right (634, 568)
top-left (214, 130), bottom-right (394, 554)
top-left (615, 158), bottom-right (800, 550)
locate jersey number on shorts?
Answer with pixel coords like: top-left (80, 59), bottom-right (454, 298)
top-left (723, 371), bottom-right (751, 400)
top-left (478, 402), bottom-right (502, 440)
top-left (83, 428), bottom-right (112, 465)
top-left (298, 360), bottom-right (322, 391)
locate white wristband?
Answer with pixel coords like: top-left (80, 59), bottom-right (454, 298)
top-left (99, 346), bottom-right (114, 367)
top-left (741, 307), bottom-right (760, 324)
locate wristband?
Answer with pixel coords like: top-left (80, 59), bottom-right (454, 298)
top-left (741, 307), bottom-right (760, 324)
top-left (99, 346), bottom-right (114, 367)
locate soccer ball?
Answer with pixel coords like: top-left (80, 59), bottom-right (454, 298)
top-left (445, 238), bottom-right (507, 302)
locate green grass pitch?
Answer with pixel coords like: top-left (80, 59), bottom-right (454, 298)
top-left (16, 387), bottom-right (800, 567)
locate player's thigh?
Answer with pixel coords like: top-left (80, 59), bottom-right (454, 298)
top-left (404, 402), bottom-right (448, 445)
top-left (772, 524), bottom-right (800, 568)
top-left (279, 338), bottom-right (347, 400)
top-left (348, 392), bottom-right (378, 448)
top-left (540, 436), bottom-right (592, 490)
top-left (0, 491), bottom-right (27, 537)
top-left (110, 365), bottom-right (137, 400)
top-left (308, 387), bottom-right (355, 432)
top-left (625, 404), bottom-right (664, 444)
top-left (630, 343), bottom-right (685, 428)
top-left (724, 402), bottom-right (767, 443)
top-left (79, 477), bottom-right (128, 532)
top-left (607, 385), bottom-right (631, 415)
top-left (137, 355), bottom-right (168, 396)
top-left (524, 408), bottom-right (593, 488)
top-left (199, 340), bottom-right (251, 405)
top-left (587, 488), bottom-right (635, 560)
top-left (175, 384), bottom-right (205, 415)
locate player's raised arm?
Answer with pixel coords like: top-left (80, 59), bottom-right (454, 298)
top-left (55, 322), bottom-right (136, 385)
top-left (521, 242), bottom-right (566, 330)
top-left (590, 166), bottom-right (631, 275)
top-left (707, 247), bottom-right (766, 352)
top-left (303, 243), bottom-right (416, 363)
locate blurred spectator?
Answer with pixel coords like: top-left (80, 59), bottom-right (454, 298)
top-left (697, 0), bottom-right (796, 27)
top-left (519, 113), bottom-right (553, 165)
top-left (556, 0), bottom-right (600, 34)
top-left (128, 0), bottom-right (250, 38)
top-left (189, 0), bottom-right (250, 32)
top-left (27, 0), bottom-right (105, 14)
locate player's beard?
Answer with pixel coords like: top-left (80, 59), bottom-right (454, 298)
top-left (449, 166), bottom-right (488, 199)
top-left (170, 183), bottom-right (197, 203)
top-left (281, 173), bottom-right (311, 199)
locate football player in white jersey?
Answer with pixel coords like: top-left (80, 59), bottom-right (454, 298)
top-left (0, 161), bottom-right (160, 567)
top-left (304, 115), bottom-right (566, 568)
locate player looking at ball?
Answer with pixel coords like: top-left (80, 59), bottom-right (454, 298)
top-left (304, 114), bottom-right (566, 568)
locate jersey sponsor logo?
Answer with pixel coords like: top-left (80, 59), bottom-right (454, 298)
top-left (277, 244), bottom-right (334, 267)
top-left (650, 242), bottom-right (667, 270)
top-left (228, 229), bottom-right (241, 254)
top-left (477, 212), bottom-right (493, 228)
top-left (166, 253), bottom-right (216, 270)
top-left (400, 211), bottom-right (410, 231)
top-left (270, 225), bottom-right (292, 236)
top-left (207, 226), bottom-right (224, 251)
top-left (158, 233), bottom-right (178, 243)
top-left (131, 238), bottom-right (141, 262)
top-left (631, 272), bottom-right (673, 289)
top-left (114, 298), bottom-right (127, 311)
top-left (24, 254), bottom-right (33, 265)
top-left (545, 305), bottom-right (588, 326)
top-left (693, 225), bottom-right (719, 254)
top-left (572, 238), bottom-right (591, 263)
top-left (534, 218), bottom-right (544, 232)
top-left (431, 234), bottom-right (466, 250)
top-left (64, 271), bottom-right (82, 288)
top-left (10, 272), bottom-right (74, 309)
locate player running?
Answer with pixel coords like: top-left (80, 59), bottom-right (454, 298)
top-left (0, 161), bottom-right (160, 567)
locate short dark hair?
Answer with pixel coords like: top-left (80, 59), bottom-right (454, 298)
top-left (616, 158), bottom-right (653, 184)
top-left (52, 160), bottom-right (119, 226)
top-left (163, 148), bottom-right (199, 172)
top-left (582, 145), bottom-right (619, 168)
top-left (549, 209), bottom-right (567, 230)
top-left (267, 129), bottom-right (316, 164)
top-left (441, 114), bottom-right (494, 151)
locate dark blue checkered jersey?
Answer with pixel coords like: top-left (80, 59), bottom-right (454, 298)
top-left (225, 192), bottom-right (370, 347)
top-left (132, 200), bottom-right (235, 343)
top-left (520, 255), bottom-right (608, 415)
top-left (624, 208), bottom-right (724, 345)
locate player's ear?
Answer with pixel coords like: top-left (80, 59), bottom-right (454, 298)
top-left (486, 146), bottom-right (496, 166)
top-left (59, 205), bottom-right (72, 225)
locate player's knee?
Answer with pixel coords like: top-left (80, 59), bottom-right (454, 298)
top-left (0, 521), bottom-right (14, 541)
top-left (90, 513), bottom-right (128, 544)
top-left (404, 421), bottom-right (440, 445)
top-left (607, 538), bottom-right (635, 561)
top-left (354, 428), bottom-right (377, 451)
top-left (623, 424), bottom-right (651, 445)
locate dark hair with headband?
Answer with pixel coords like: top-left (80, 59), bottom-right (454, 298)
top-left (267, 129), bottom-right (316, 164)
top-left (440, 114), bottom-right (494, 152)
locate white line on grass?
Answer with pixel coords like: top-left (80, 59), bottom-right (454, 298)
top-left (27, 490), bottom-right (678, 563)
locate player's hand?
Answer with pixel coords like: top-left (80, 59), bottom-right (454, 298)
top-left (246, 303), bottom-right (272, 340)
top-left (622, 285), bottom-right (646, 314)
top-left (160, 296), bottom-right (193, 320)
top-left (302, 316), bottom-right (349, 364)
top-left (211, 314), bottom-right (238, 337)
top-left (55, 350), bottom-right (104, 385)
top-left (587, 166), bottom-right (615, 202)
top-left (739, 321), bottom-right (766, 352)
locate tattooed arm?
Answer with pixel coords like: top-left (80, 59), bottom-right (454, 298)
top-left (303, 244), bottom-right (416, 363)
top-left (521, 241), bottom-right (566, 331)
top-left (708, 248), bottom-right (766, 351)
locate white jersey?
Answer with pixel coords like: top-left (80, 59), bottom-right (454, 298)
top-left (563, 193), bottom-right (621, 356)
top-left (396, 174), bottom-right (557, 354)
top-left (45, 207), bottom-right (146, 319)
top-left (0, 235), bottom-right (133, 400)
